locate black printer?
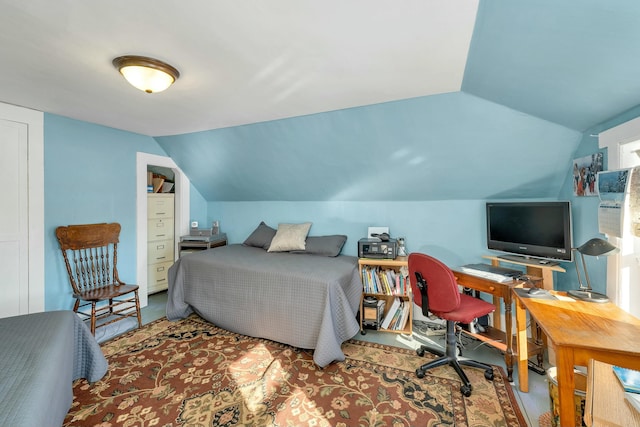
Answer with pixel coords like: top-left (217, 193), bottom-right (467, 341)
top-left (358, 238), bottom-right (397, 259)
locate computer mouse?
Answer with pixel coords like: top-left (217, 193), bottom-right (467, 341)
top-left (528, 287), bottom-right (547, 296)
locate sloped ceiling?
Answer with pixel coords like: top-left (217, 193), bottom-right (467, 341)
top-left (2, 1), bottom-right (640, 201)
top-left (0, 0), bottom-right (477, 136)
top-left (463, 1), bottom-right (640, 132)
top-left (155, 93), bottom-right (579, 201)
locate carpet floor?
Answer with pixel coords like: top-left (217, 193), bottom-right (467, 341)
top-left (64, 315), bottom-right (526, 427)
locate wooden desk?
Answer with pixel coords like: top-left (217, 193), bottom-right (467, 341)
top-left (514, 289), bottom-right (640, 427)
top-left (453, 271), bottom-right (544, 382)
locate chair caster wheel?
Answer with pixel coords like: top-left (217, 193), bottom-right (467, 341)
top-left (360, 329), bottom-right (367, 335)
top-left (460, 384), bottom-right (472, 397)
top-left (416, 369), bottom-right (425, 379)
top-left (457, 344), bottom-right (463, 357)
top-left (484, 369), bottom-right (494, 381)
top-left (416, 347), bottom-right (425, 357)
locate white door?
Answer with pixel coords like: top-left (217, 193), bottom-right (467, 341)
top-left (0, 102), bottom-right (44, 318)
top-left (0, 119), bottom-right (29, 317)
top-left (619, 140), bottom-right (640, 317)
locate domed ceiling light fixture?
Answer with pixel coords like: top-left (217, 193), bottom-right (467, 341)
top-left (112, 55), bottom-right (180, 93)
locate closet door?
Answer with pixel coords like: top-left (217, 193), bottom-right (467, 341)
top-left (0, 119), bottom-right (29, 317)
top-left (0, 102), bottom-right (43, 318)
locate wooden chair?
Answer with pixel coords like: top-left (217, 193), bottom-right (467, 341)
top-left (55, 222), bottom-right (142, 335)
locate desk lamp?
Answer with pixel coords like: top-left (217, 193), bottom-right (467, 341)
top-left (568, 237), bottom-right (618, 303)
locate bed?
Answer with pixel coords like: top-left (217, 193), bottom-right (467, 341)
top-left (166, 243), bottom-right (362, 367)
top-left (0, 310), bottom-right (108, 427)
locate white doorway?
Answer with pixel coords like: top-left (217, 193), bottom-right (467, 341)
top-left (136, 152), bottom-right (190, 307)
top-left (0, 102), bottom-right (44, 317)
top-left (599, 119), bottom-right (640, 317)
top-left (617, 140), bottom-right (640, 316)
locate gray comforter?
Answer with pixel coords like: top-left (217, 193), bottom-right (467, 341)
top-left (167, 244), bottom-right (362, 367)
top-left (0, 310), bottom-right (108, 427)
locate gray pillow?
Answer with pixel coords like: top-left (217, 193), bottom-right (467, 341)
top-left (292, 235), bottom-right (347, 257)
top-left (242, 221), bottom-right (276, 249)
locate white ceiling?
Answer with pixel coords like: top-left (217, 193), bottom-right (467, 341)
top-left (0, 0), bottom-right (478, 137)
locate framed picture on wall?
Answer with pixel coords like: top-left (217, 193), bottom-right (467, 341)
top-left (573, 152), bottom-right (604, 196)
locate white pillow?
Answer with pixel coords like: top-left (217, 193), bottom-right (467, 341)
top-left (267, 222), bottom-right (312, 252)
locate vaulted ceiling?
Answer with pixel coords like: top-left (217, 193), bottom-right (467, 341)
top-left (3, 1), bottom-right (640, 201)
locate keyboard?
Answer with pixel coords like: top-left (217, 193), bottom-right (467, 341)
top-left (459, 263), bottom-right (521, 283)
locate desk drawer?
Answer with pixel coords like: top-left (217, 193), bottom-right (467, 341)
top-left (148, 240), bottom-right (174, 263)
top-left (454, 272), bottom-right (503, 296)
top-left (148, 218), bottom-right (174, 241)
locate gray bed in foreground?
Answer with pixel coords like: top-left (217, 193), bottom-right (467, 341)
top-left (0, 310), bottom-right (108, 427)
top-left (167, 244), bottom-right (362, 367)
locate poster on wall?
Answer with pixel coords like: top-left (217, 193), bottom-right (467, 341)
top-left (573, 152), bottom-right (604, 196)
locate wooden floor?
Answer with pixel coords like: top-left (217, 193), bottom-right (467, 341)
top-left (142, 291), bottom-right (550, 427)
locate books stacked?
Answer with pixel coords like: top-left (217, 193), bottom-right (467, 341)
top-left (361, 266), bottom-right (409, 295)
top-left (380, 297), bottom-right (411, 331)
top-left (613, 365), bottom-right (640, 414)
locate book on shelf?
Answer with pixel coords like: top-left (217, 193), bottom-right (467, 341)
top-left (380, 298), bottom-right (410, 331)
top-left (395, 302), bottom-right (411, 331)
top-left (380, 298), bottom-right (401, 329)
top-left (613, 365), bottom-right (640, 394)
top-left (361, 266), bottom-right (410, 296)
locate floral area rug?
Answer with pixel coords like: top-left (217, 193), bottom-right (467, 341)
top-left (65, 315), bottom-right (526, 427)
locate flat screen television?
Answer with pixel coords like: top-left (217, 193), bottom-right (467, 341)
top-left (486, 201), bottom-right (573, 265)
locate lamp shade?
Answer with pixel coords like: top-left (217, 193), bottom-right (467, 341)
top-left (576, 238), bottom-right (619, 257)
top-left (113, 56), bottom-right (179, 93)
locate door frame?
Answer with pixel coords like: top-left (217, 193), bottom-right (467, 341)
top-left (136, 152), bottom-right (190, 307)
top-left (0, 102), bottom-right (44, 314)
top-left (599, 116), bottom-right (640, 317)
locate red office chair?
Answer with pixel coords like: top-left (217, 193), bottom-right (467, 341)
top-left (408, 253), bottom-right (496, 397)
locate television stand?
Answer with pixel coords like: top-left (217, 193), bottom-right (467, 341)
top-left (496, 254), bottom-right (559, 267)
top-left (482, 255), bottom-right (565, 291)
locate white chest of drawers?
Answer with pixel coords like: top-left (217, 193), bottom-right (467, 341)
top-left (147, 193), bottom-right (175, 294)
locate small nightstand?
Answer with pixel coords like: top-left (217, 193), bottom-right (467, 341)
top-left (358, 256), bottom-right (412, 335)
top-left (179, 233), bottom-right (227, 257)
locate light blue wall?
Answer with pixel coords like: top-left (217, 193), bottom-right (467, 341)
top-left (208, 200), bottom-right (489, 267)
top-left (554, 132), bottom-right (606, 292)
top-left (464, 0), bottom-right (640, 132)
top-left (41, 102), bottom-right (640, 311)
top-left (44, 114), bottom-right (168, 310)
top-left (555, 104), bottom-right (640, 294)
top-left (156, 92), bottom-right (580, 203)
top-left (189, 182), bottom-right (208, 228)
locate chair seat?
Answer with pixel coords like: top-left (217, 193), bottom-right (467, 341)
top-left (433, 293), bottom-right (495, 324)
top-left (75, 284), bottom-right (139, 301)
